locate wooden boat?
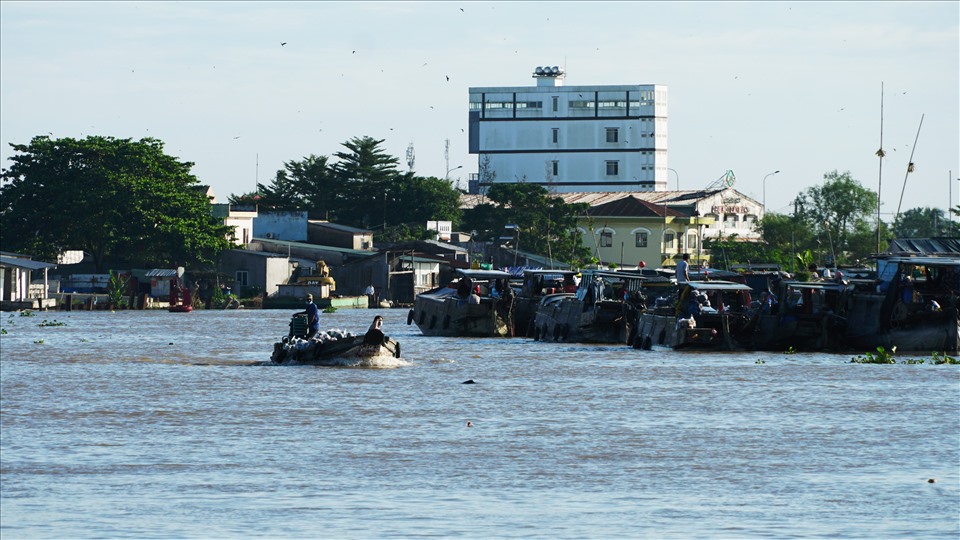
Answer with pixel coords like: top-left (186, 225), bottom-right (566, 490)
top-left (407, 269), bottom-right (515, 337)
top-left (270, 318), bottom-right (401, 365)
top-left (532, 270), bottom-right (656, 344)
top-left (633, 280), bottom-right (754, 350)
top-left (845, 256), bottom-right (960, 353)
top-left (746, 280), bottom-right (851, 352)
top-left (512, 269), bottom-right (579, 337)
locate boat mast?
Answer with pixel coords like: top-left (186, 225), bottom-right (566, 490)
top-left (894, 114), bottom-right (924, 222)
top-left (875, 82), bottom-right (884, 257)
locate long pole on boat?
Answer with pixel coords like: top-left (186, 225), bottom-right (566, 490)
top-left (875, 82), bottom-right (884, 257)
top-left (894, 113), bottom-right (924, 222)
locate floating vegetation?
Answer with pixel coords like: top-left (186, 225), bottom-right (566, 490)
top-left (33, 339), bottom-right (44, 344)
top-left (755, 359), bottom-right (766, 364)
top-left (38, 319), bottom-right (66, 327)
top-left (19, 310), bottom-right (36, 317)
top-left (851, 346), bottom-right (959, 365)
top-left (785, 346), bottom-right (797, 355)
top-left (323, 306), bottom-right (338, 314)
top-left (1, 328), bottom-right (7, 335)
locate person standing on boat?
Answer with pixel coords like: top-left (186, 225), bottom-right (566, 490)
top-left (296, 294), bottom-right (321, 339)
top-left (676, 253), bottom-right (691, 284)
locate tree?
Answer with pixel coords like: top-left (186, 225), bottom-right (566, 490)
top-left (387, 174), bottom-right (462, 229)
top-left (792, 170), bottom-right (878, 264)
top-left (1, 135), bottom-right (232, 271)
top-left (758, 211), bottom-right (815, 266)
top-left (892, 207), bottom-right (960, 238)
top-left (461, 183), bottom-right (590, 266)
top-left (704, 234), bottom-right (791, 270)
top-left (332, 136), bottom-right (401, 227)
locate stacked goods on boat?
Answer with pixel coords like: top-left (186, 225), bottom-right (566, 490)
top-left (270, 328), bottom-right (401, 365)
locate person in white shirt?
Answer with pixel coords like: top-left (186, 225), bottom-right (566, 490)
top-left (676, 253), bottom-right (691, 284)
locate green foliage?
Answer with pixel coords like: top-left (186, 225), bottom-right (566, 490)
top-left (19, 311), bottom-right (35, 317)
top-left (931, 352), bottom-right (959, 365)
top-left (461, 183), bottom-right (590, 266)
top-left (107, 270), bottom-right (129, 308)
top-left (38, 319), bottom-right (66, 327)
top-left (792, 170), bottom-right (879, 264)
top-left (893, 207), bottom-right (960, 238)
top-left (1, 328), bottom-right (7, 335)
top-left (704, 234), bottom-right (790, 270)
top-left (851, 346), bottom-right (897, 364)
top-left (33, 339), bottom-right (44, 344)
top-left (322, 306), bottom-right (337, 314)
top-left (230, 138), bottom-right (462, 233)
top-left (1, 135), bottom-right (233, 271)
top-left (851, 347), bottom-right (959, 364)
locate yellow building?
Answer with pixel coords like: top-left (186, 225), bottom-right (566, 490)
top-left (577, 195), bottom-right (715, 269)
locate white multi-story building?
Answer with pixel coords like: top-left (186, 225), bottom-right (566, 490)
top-left (468, 67), bottom-right (668, 193)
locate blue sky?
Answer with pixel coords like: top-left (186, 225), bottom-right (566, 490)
top-left (1, 1), bottom-right (957, 221)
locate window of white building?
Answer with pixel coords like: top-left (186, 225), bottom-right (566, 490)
top-left (663, 231), bottom-right (675, 250)
top-left (600, 231), bottom-right (613, 247)
top-left (552, 128), bottom-right (559, 144)
top-left (605, 161), bottom-right (619, 176)
top-left (606, 128), bottom-right (619, 143)
top-left (552, 96), bottom-right (558, 112)
top-left (635, 231), bottom-right (648, 248)
top-left (551, 161), bottom-right (559, 176)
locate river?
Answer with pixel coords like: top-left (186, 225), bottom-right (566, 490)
top-left (1, 308), bottom-right (958, 539)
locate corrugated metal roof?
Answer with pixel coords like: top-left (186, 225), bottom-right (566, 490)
top-left (0, 256), bottom-right (57, 271)
top-left (307, 220), bottom-right (372, 234)
top-left (145, 269), bottom-right (178, 277)
top-left (460, 189), bottom-right (729, 210)
top-left (587, 195), bottom-right (686, 218)
top-left (886, 237), bottom-right (960, 256)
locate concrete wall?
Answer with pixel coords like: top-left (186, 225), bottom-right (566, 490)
top-left (254, 211), bottom-right (308, 242)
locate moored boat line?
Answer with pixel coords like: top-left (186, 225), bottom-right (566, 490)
top-left (405, 256), bottom-right (960, 355)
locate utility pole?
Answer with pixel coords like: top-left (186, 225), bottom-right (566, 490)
top-left (444, 139), bottom-right (450, 180)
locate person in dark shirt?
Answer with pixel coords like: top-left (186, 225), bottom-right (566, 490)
top-left (363, 315), bottom-right (385, 346)
top-left (296, 294), bottom-right (321, 339)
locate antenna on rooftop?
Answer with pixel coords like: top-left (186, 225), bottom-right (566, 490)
top-left (406, 142), bottom-right (415, 172)
top-left (706, 170), bottom-right (736, 190)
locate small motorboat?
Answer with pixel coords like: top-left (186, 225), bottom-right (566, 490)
top-left (270, 315), bottom-right (402, 366)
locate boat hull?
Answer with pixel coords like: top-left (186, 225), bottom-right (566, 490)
top-left (411, 295), bottom-right (510, 337)
top-left (270, 335), bottom-right (401, 365)
top-left (533, 298), bottom-right (635, 344)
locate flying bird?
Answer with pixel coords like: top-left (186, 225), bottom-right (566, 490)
top-left (446, 75), bottom-right (450, 81)
top-left (352, 50), bottom-right (356, 54)
top-left (460, 7), bottom-right (464, 11)
top-left (281, 42), bottom-right (287, 46)
top-left (233, 136), bottom-right (240, 139)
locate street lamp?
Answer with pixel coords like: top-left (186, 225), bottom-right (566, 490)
top-left (762, 170), bottom-right (780, 210)
top-left (668, 168), bottom-right (680, 191)
top-left (445, 165), bottom-right (463, 182)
